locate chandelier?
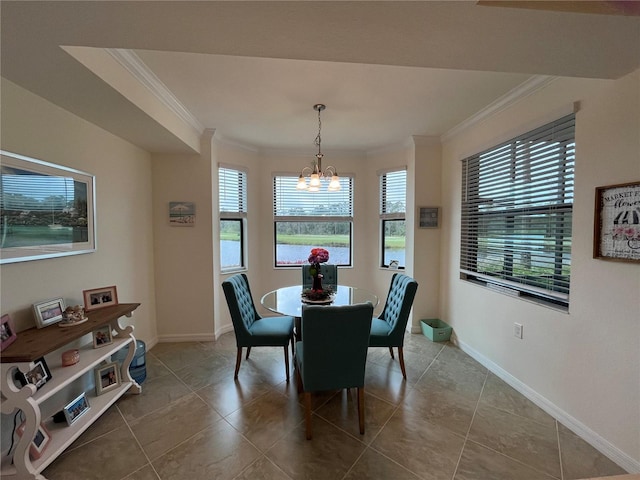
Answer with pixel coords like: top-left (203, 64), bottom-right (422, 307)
top-left (296, 104), bottom-right (341, 192)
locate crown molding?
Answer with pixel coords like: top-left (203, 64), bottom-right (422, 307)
top-left (106, 48), bottom-right (205, 134)
top-left (442, 75), bottom-right (557, 142)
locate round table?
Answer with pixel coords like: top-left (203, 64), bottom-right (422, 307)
top-left (260, 285), bottom-right (379, 318)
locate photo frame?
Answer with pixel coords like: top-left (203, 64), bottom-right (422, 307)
top-left (1, 314), bottom-right (18, 351)
top-left (169, 201), bottom-right (196, 226)
top-left (418, 206), bottom-right (440, 228)
top-left (15, 357), bottom-right (52, 390)
top-left (0, 150), bottom-right (96, 264)
top-left (32, 298), bottom-right (66, 328)
top-left (83, 285), bottom-right (118, 311)
top-left (94, 361), bottom-right (120, 396)
top-left (16, 422), bottom-right (51, 460)
top-left (593, 181), bottom-right (640, 262)
top-left (63, 392), bottom-right (90, 426)
top-left (92, 325), bottom-right (113, 348)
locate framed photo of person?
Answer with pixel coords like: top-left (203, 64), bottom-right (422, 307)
top-left (63, 392), bottom-right (90, 426)
top-left (16, 422), bottom-right (52, 460)
top-left (1, 314), bottom-right (17, 351)
top-left (94, 362), bottom-right (120, 396)
top-left (92, 325), bottom-right (114, 348)
top-left (32, 298), bottom-right (66, 328)
top-left (15, 357), bottom-right (52, 390)
top-left (83, 285), bottom-right (118, 311)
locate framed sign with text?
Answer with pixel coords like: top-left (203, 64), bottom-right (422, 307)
top-left (593, 181), bottom-right (640, 262)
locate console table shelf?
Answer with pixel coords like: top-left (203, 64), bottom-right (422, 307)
top-left (0, 303), bottom-right (142, 480)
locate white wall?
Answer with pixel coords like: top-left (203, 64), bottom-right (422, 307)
top-left (151, 133), bottom-right (215, 341)
top-left (0, 79), bottom-right (157, 345)
top-left (440, 71), bottom-right (640, 469)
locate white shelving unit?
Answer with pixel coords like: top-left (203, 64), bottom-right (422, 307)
top-left (0, 304), bottom-right (141, 480)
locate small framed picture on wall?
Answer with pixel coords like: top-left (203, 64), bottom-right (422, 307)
top-left (418, 206), bottom-right (440, 229)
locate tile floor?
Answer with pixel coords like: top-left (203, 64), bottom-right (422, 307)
top-left (43, 333), bottom-right (628, 480)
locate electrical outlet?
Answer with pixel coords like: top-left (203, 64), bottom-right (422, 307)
top-left (514, 323), bottom-right (523, 339)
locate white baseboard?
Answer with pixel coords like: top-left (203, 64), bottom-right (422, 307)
top-left (155, 325), bottom-right (234, 344)
top-left (157, 333), bottom-right (216, 343)
top-left (456, 339), bottom-right (640, 474)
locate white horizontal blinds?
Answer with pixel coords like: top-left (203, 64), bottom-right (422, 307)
top-left (380, 169), bottom-right (406, 218)
top-left (461, 114), bottom-right (575, 303)
top-left (273, 175), bottom-right (353, 219)
top-left (219, 167), bottom-right (247, 216)
top-left (1, 172), bottom-right (76, 211)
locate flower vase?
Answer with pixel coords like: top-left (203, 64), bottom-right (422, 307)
top-left (312, 274), bottom-right (323, 291)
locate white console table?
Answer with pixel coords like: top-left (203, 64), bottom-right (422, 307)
top-left (0, 303), bottom-right (141, 479)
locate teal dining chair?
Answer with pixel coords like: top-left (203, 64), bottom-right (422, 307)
top-left (222, 273), bottom-right (295, 382)
top-left (369, 273), bottom-right (418, 379)
top-left (295, 302), bottom-right (373, 439)
top-left (301, 264), bottom-right (338, 289)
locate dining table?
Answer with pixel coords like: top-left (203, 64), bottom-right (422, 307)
top-left (260, 284), bottom-right (379, 340)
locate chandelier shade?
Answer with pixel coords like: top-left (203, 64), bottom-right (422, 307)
top-left (296, 104), bottom-right (341, 192)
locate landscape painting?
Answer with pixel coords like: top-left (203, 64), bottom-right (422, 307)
top-left (0, 151), bottom-right (96, 264)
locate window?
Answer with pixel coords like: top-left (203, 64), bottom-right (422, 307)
top-left (379, 169), bottom-right (406, 268)
top-left (460, 114), bottom-right (575, 308)
top-left (219, 166), bottom-right (247, 271)
top-left (273, 174), bottom-right (353, 266)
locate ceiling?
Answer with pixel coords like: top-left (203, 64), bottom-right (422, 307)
top-left (2, 1), bottom-right (639, 154)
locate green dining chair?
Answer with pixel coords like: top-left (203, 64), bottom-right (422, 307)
top-left (222, 273), bottom-right (295, 382)
top-left (369, 273), bottom-right (418, 379)
top-left (302, 264), bottom-right (338, 289)
top-left (295, 302), bottom-right (373, 439)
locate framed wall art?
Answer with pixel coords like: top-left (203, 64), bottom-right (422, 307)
top-left (33, 298), bottom-right (66, 328)
top-left (0, 150), bottom-right (96, 264)
top-left (418, 206), bottom-right (440, 229)
top-left (593, 181), bottom-right (640, 262)
top-left (83, 285), bottom-right (118, 311)
top-left (169, 201), bottom-right (195, 226)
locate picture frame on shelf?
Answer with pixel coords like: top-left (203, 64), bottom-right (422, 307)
top-left (0, 150), bottom-right (96, 265)
top-left (0, 314), bottom-right (17, 351)
top-left (15, 357), bottom-right (52, 390)
top-left (593, 181), bottom-right (640, 262)
top-left (418, 206), bottom-right (440, 228)
top-left (83, 285), bottom-right (118, 311)
top-left (32, 298), bottom-right (66, 328)
top-left (16, 422), bottom-right (52, 460)
top-left (92, 325), bottom-right (113, 348)
top-left (63, 392), bottom-right (90, 426)
top-left (94, 362), bottom-right (120, 396)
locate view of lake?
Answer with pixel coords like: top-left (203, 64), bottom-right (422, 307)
top-left (221, 240), bottom-right (405, 267)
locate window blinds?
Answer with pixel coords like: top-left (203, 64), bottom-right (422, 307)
top-left (273, 175), bottom-right (353, 219)
top-left (219, 167), bottom-right (247, 215)
top-left (460, 114), bottom-right (575, 305)
top-left (380, 169), bottom-right (407, 217)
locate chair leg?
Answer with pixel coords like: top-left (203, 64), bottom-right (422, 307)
top-left (357, 387), bottom-right (365, 435)
top-left (290, 332), bottom-right (295, 358)
top-left (234, 347), bottom-right (242, 379)
top-left (283, 346), bottom-right (290, 383)
top-left (398, 346), bottom-right (407, 379)
top-left (296, 364), bottom-right (303, 394)
top-left (245, 346), bottom-right (252, 359)
top-left (388, 346), bottom-right (395, 359)
top-left (304, 392), bottom-right (313, 440)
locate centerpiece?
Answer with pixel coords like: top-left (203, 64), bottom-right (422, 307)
top-left (302, 247), bottom-right (334, 304)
